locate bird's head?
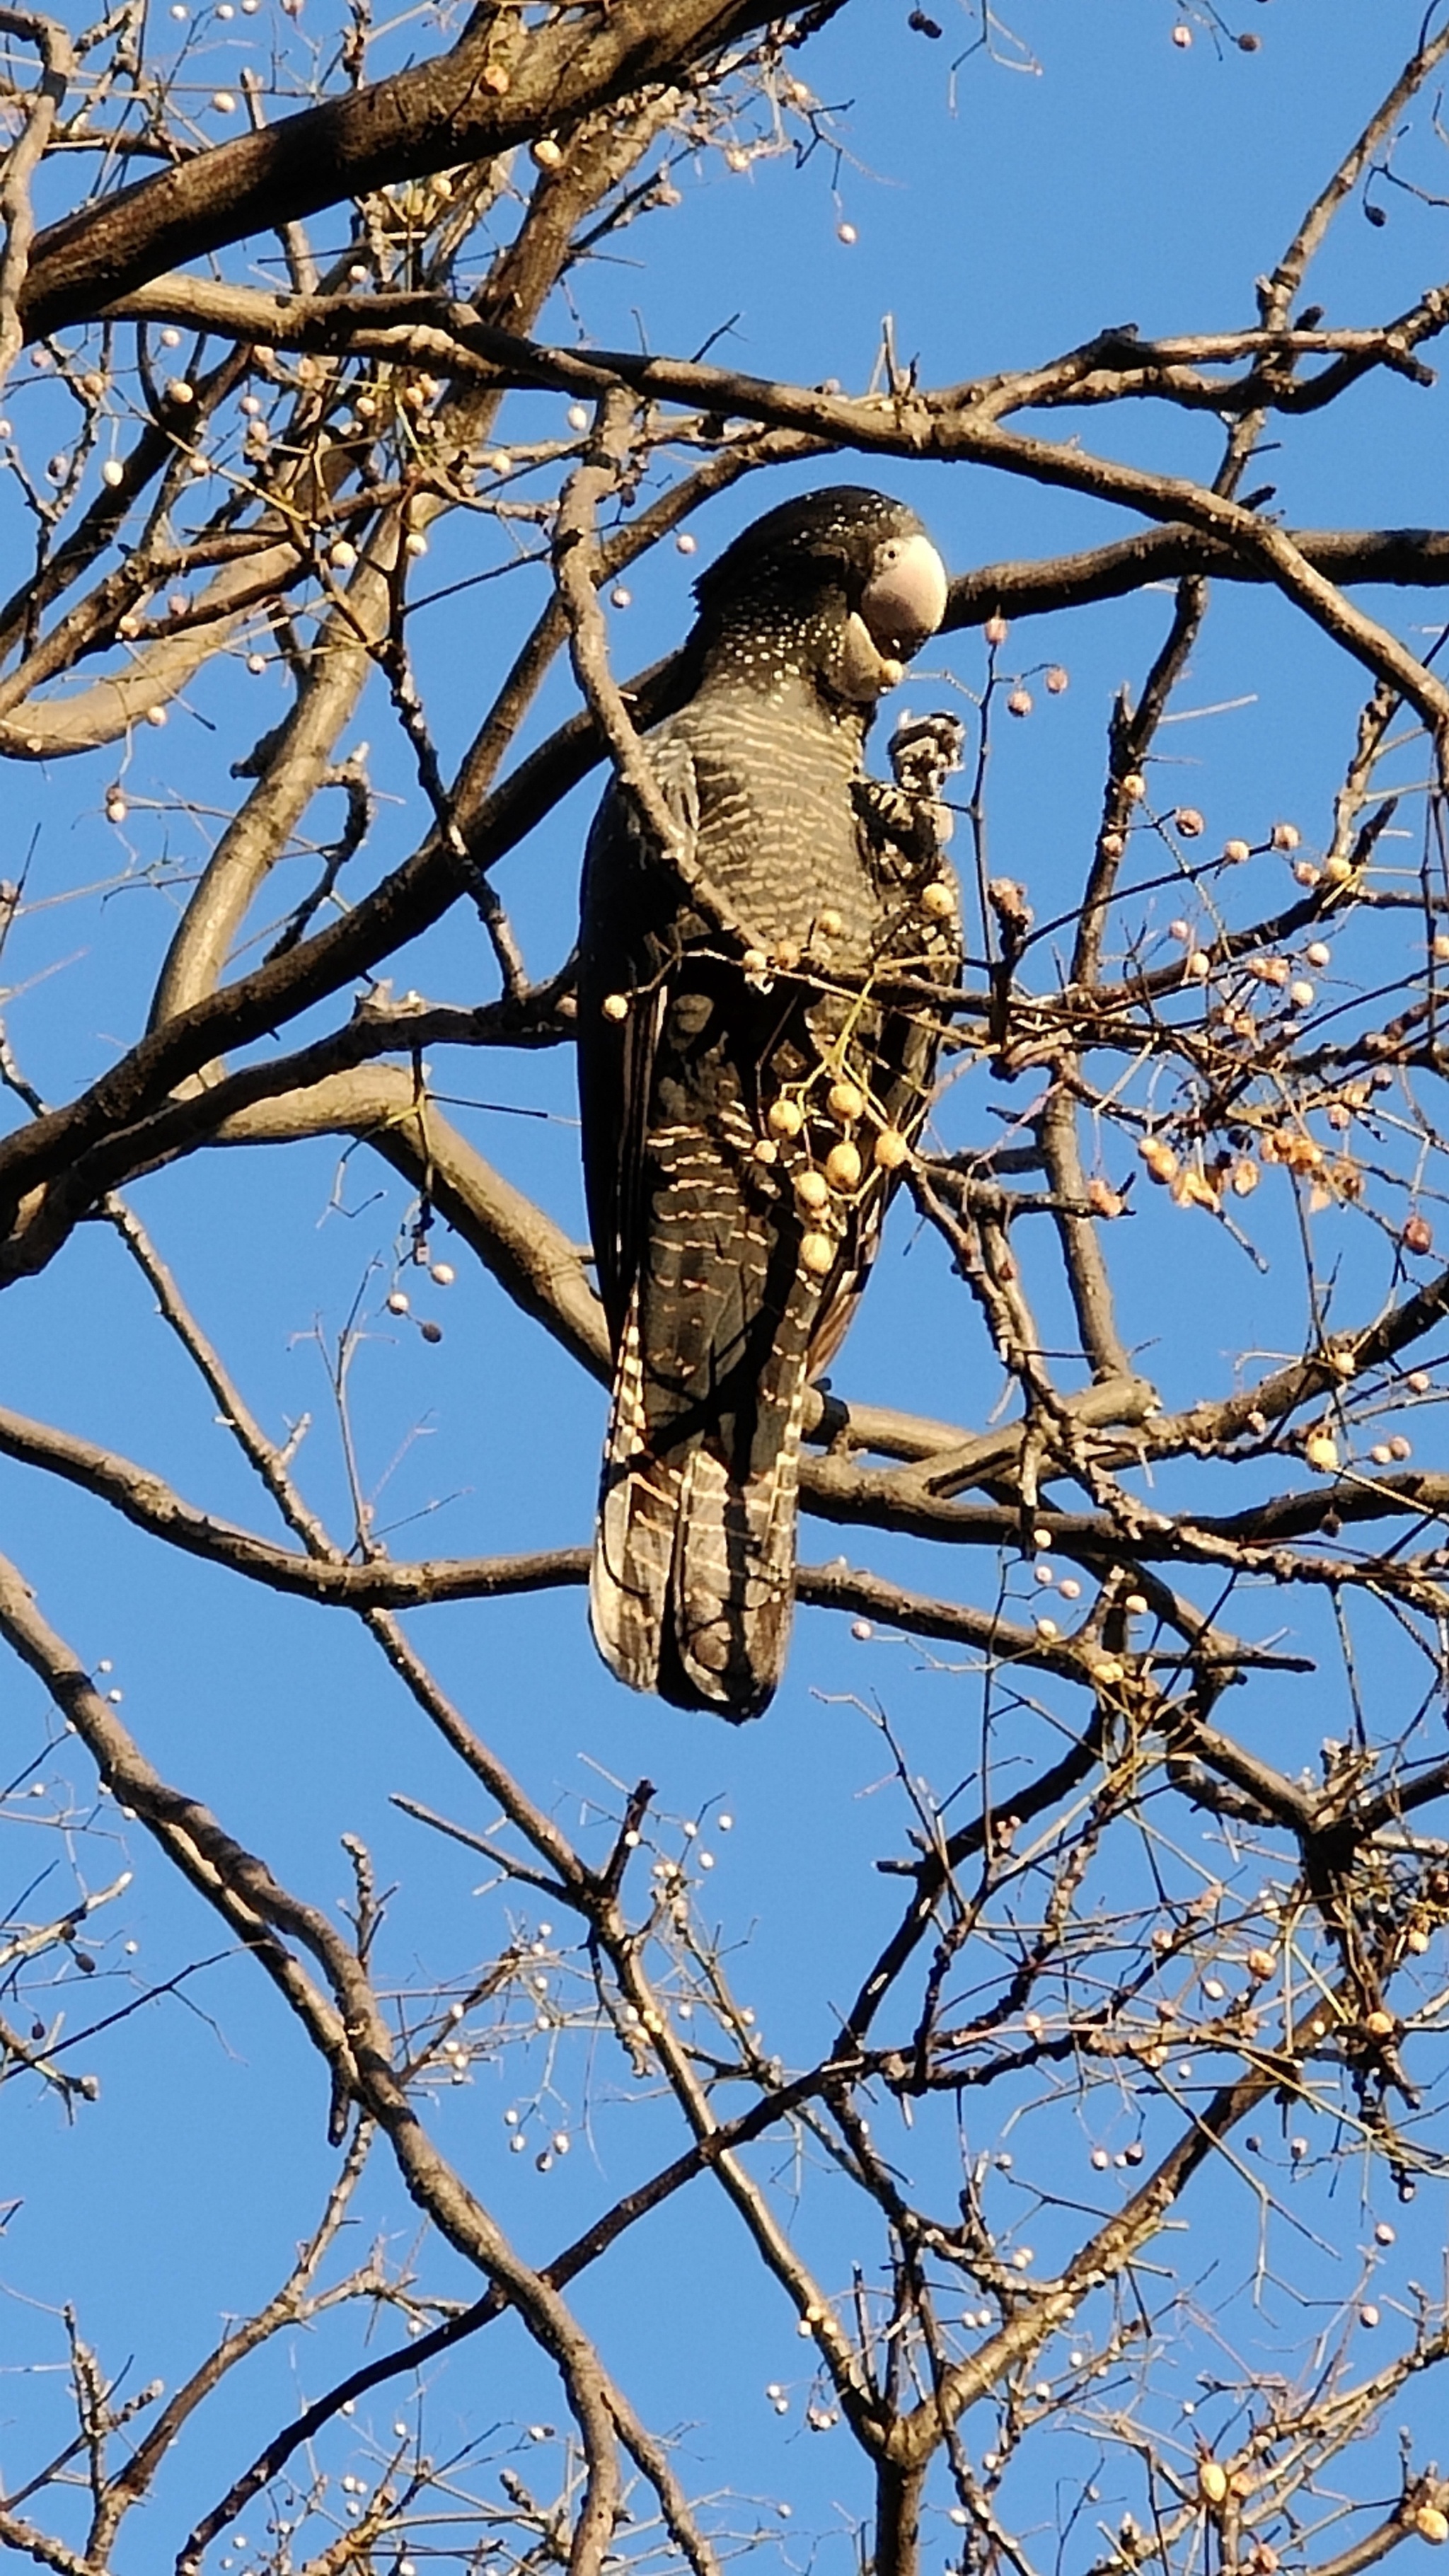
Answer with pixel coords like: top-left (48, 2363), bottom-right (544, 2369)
top-left (690, 486), bottom-right (949, 709)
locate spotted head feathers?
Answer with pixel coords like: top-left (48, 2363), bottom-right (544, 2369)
top-left (688, 485), bottom-right (949, 707)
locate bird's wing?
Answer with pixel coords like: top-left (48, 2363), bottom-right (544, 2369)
top-left (579, 731), bottom-right (815, 1716)
top-left (577, 729), bottom-right (701, 1341)
top-left (581, 732), bottom-right (764, 1710)
top-left (591, 963), bottom-right (817, 1719)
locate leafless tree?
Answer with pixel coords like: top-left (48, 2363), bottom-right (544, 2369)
top-left (4, 7), bottom-right (1449, 2576)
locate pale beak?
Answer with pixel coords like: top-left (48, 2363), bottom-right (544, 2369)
top-left (860, 533), bottom-right (949, 660)
top-left (835, 616), bottom-right (904, 703)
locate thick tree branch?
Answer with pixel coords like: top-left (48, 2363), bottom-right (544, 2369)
top-left (18, 0), bottom-right (789, 340)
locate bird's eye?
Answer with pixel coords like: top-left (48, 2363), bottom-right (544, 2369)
top-left (876, 538), bottom-right (906, 567)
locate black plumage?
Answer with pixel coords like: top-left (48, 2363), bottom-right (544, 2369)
top-left (577, 486), bottom-right (961, 1719)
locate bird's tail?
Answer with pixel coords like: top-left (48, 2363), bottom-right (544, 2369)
top-left (589, 1296), bottom-right (805, 1721)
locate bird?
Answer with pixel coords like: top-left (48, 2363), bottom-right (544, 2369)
top-left (577, 485), bottom-right (962, 1720)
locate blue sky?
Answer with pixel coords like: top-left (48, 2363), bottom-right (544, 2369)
top-left (4, 5), bottom-right (1449, 2569)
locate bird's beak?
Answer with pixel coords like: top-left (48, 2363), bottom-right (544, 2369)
top-left (860, 534), bottom-right (949, 660)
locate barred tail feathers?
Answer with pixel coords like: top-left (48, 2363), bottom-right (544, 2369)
top-left (589, 1293), bottom-right (807, 1719)
top-left (591, 1298), bottom-right (677, 1699)
top-left (667, 1373), bottom-right (804, 1715)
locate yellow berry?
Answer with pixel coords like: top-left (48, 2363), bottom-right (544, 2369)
top-left (1138, 1138), bottom-right (1178, 1184)
top-left (824, 1140), bottom-right (862, 1191)
top-left (601, 993), bottom-right (629, 1022)
top-left (768, 1097), bottom-right (804, 1138)
top-left (827, 1079), bottom-right (864, 1123)
top-left (799, 1232), bottom-right (835, 1276)
top-left (873, 1128), bottom-right (910, 1170)
top-left (796, 1170), bottom-right (830, 1211)
top-left (920, 879), bottom-right (955, 919)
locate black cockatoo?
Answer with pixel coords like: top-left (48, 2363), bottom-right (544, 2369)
top-left (577, 485), bottom-right (961, 1719)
